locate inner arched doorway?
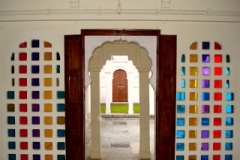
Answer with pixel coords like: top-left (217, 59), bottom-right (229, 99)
top-left (64, 29), bottom-right (177, 160)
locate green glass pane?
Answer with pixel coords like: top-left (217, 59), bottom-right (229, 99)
top-left (57, 155), bottom-right (65, 160)
top-left (56, 65), bottom-right (60, 73)
top-left (57, 142), bottom-right (65, 150)
top-left (226, 55), bottom-right (230, 63)
top-left (56, 78), bottom-right (59, 86)
top-left (57, 52), bottom-right (60, 60)
top-left (7, 91), bottom-right (14, 99)
top-left (57, 91), bottom-right (65, 99)
top-left (11, 53), bottom-right (14, 61)
top-left (181, 54), bottom-right (185, 62)
top-left (11, 66), bottom-right (14, 74)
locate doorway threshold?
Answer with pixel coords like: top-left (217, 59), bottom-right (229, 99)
top-left (101, 114), bottom-right (155, 118)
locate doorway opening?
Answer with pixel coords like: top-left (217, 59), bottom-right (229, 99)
top-left (64, 29), bottom-right (176, 160)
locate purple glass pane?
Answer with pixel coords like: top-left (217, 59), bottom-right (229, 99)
top-left (202, 105), bottom-right (210, 113)
top-left (202, 54), bottom-right (210, 63)
top-left (201, 130), bottom-right (209, 138)
top-left (32, 52), bottom-right (39, 61)
top-left (33, 154), bottom-right (40, 160)
top-left (31, 78), bottom-right (40, 86)
top-left (31, 65), bottom-right (39, 74)
top-left (32, 116), bottom-right (40, 124)
top-left (32, 91), bottom-right (40, 99)
top-left (202, 67), bottom-right (210, 75)
top-left (202, 42), bottom-right (210, 50)
top-left (202, 80), bottom-right (210, 88)
top-left (201, 143), bottom-right (209, 150)
top-left (32, 104), bottom-right (39, 112)
top-left (32, 129), bottom-right (40, 137)
top-left (33, 142), bottom-right (40, 149)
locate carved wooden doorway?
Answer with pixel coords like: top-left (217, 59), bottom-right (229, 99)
top-left (112, 69), bottom-right (128, 102)
top-left (64, 29), bottom-right (176, 160)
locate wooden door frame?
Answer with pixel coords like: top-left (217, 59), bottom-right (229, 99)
top-left (65, 29), bottom-right (176, 160)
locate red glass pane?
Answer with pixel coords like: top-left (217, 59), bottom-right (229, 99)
top-left (20, 116), bottom-right (28, 125)
top-left (19, 78), bottom-right (27, 86)
top-left (20, 154), bottom-right (28, 160)
top-left (213, 155), bottom-right (220, 160)
top-left (214, 80), bottom-right (222, 88)
top-left (213, 143), bottom-right (221, 150)
top-left (20, 104), bottom-right (27, 112)
top-left (20, 142), bottom-right (28, 150)
top-left (19, 65), bottom-right (27, 74)
top-left (20, 129), bottom-right (28, 137)
top-left (214, 55), bottom-right (222, 63)
top-left (214, 92), bottom-right (222, 101)
top-left (19, 52), bottom-right (27, 61)
top-left (19, 91), bottom-right (27, 99)
top-left (213, 130), bottom-right (221, 138)
top-left (19, 42), bottom-right (27, 48)
top-left (214, 118), bottom-right (222, 126)
top-left (214, 42), bottom-right (222, 50)
top-left (214, 105), bottom-right (222, 113)
top-left (214, 67), bottom-right (222, 75)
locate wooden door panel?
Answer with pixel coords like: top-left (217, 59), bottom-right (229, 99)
top-left (112, 69), bottom-right (128, 102)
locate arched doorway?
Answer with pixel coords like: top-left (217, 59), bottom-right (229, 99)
top-left (112, 69), bottom-right (128, 102)
top-left (64, 29), bottom-right (177, 160)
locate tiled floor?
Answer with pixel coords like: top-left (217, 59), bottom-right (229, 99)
top-left (85, 117), bottom-right (154, 160)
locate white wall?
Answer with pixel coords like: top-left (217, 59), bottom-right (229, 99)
top-left (0, 0), bottom-right (240, 159)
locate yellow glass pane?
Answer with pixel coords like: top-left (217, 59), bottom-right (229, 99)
top-left (189, 143), bottom-right (197, 151)
top-left (45, 142), bottom-right (52, 150)
top-left (189, 67), bottom-right (198, 75)
top-left (44, 91), bottom-right (52, 99)
top-left (189, 92), bottom-right (198, 101)
top-left (44, 41), bottom-right (52, 48)
top-left (189, 130), bottom-right (197, 138)
top-left (189, 118), bottom-right (198, 126)
top-left (57, 116), bottom-right (65, 125)
top-left (190, 42), bottom-right (197, 50)
top-left (190, 54), bottom-right (198, 62)
top-left (44, 65), bottom-right (52, 74)
top-left (44, 117), bottom-right (53, 125)
top-left (44, 78), bottom-right (52, 86)
top-left (45, 155), bottom-right (53, 160)
top-left (44, 129), bottom-right (53, 137)
top-left (189, 79), bottom-right (198, 88)
top-left (189, 155), bottom-right (197, 160)
top-left (44, 52), bottom-right (52, 61)
top-left (44, 103), bottom-right (52, 112)
top-left (189, 105), bottom-right (198, 113)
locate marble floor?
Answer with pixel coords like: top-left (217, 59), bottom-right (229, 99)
top-left (85, 117), bottom-right (155, 160)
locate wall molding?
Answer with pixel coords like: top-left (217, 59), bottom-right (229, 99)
top-left (0, 8), bottom-right (240, 22)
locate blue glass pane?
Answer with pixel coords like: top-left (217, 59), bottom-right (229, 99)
top-left (181, 67), bottom-right (185, 75)
top-left (181, 79), bottom-right (185, 88)
top-left (201, 155), bottom-right (208, 160)
top-left (226, 92), bottom-right (234, 101)
top-left (8, 154), bottom-right (16, 160)
top-left (57, 52), bottom-right (61, 61)
top-left (57, 129), bottom-right (65, 137)
top-left (202, 80), bottom-right (210, 88)
top-left (8, 129), bottom-right (15, 137)
top-left (177, 105), bottom-right (185, 113)
top-left (226, 117), bottom-right (233, 126)
top-left (226, 105), bottom-right (233, 113)
top-left (202, 92), bottom-right (210, 101)
top-left (32, 52), bottom-right (39, 61)
top-left (225, 142), bottom-right (233, 150)
top-left (176, 155), bottom-right (184, 160)
top-left (177, 92), bottom-right (185, 101)
top-left (225, 130), bottom-right (233, 138)
top-left (57, 104), bottom-right (65, 112)
top-left (176, 130), bottom-right (185, 138)
top-left (7, 116), bottom-right (15, 124)
top-left (57, 142), bottom-right (65, 150)
top-left (226, 80), bottom-right (230, 88)
top-left (32, 78), bottom-right (40, 86)
top-left (32, 39), bottom-right (39, 48)
top-left (202, 54), bottom-right (210, 63)
top-left (31, 65), bottom-right (40, 74)
top-left (226, 67), bottom-right (230, 76)
top-left (33, 142), bottom-right (41, 149)
top-left (176, 143), bottom-right (184, 151)
top-left (8, 142), bottom-right (16, 149)
top-left (7, 91), bottom-right (15, 99)
top-left (226, 55), bottom-right (230, 63)
top-left (202, 118), bottom-right (209, 126)
top-left (57, 155), bottom-right (66, 160)
top-left (225, 155), bottom-right (232, 160)
top-left (177, 118), bottom-right (185, 126)
top-left (181, 54), bottom-right (185, 62)
top-left (202, 42), bottom-right (210, 50)
top-left (57, 91), bottom-right (65, 99)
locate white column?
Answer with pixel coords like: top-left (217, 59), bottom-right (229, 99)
top-left (149, 84), bottom-right (155, 115)
top-left (127, 72), bottom-right (134, 114)
top-left (139, 71), bottom-right (151, 159)
top-left (90, 72), bottom-right (102, 159)
top-left (105, 72), bottom-right (113, 114)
